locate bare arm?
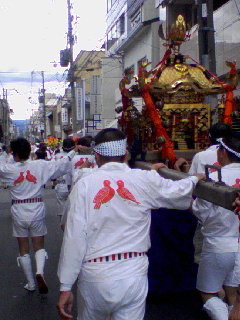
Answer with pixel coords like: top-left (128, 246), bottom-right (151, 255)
top-left (229, 287), bottom-right (240, 320)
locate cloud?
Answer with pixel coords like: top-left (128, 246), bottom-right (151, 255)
top-left (0, 70), bottom-right (67, 85)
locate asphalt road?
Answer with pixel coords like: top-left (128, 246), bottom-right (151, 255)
top-left (0, 184), bottom-right (210, 320)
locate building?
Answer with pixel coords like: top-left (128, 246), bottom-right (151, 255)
top-left (102, 0), bottom-right (240, 127)
top-left (0, 98), bottom-right (12, 144)
top-left (57, 50), bottom-right (105, 139)
top-left (102, 0), bottom-right (162, 127)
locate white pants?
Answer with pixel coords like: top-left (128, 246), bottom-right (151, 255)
top-left (197, 251), bottom-right (238, 293)
top-left (55, 190), bottom-right (69, 216)
top-left (77, 275), bottom-right (148, 320)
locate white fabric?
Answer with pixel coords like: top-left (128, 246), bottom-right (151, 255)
top-left (56, 191), bottom-right (69, 216)
top-left (71, 154), bottom-right (97, 186)
top-left (55, 151), bottom-right (73, 188)
top-left (93, 139), bottom-right (127, 157)
top-left (0, 156), bottom-right (73, 222)
top-left (192, 163), bottom-right (240, 253)
top-left (58, 162), bottom-right (198, 289)
top-left (12, 217), bottom-right (47, 237)
top-left (77, 273), bottom-right (148, 320)
top-left (72, 167), bottom-right (98, 186)
top-left (233, 245), bottom-right (240, 283)
top-left (218, 138), bottom-right (240, 158)
top-left (197, 251), bottom-right (238, 292)
top-left (203, 297), bottom-right (229, 320)
top-left (189, 145), bottom-right (220, 264)
top-left (80, 256), bottom-right (148, 283)
top-left (18, 254), bottom-right (35, 289)
top-left (188, 145), bottom-right (219, 175)
top-left (0, 151), bottom-right (8, 164)
top-left (35, 249), bottom-right (47, 275)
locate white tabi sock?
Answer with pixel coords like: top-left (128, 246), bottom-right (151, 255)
top-left (35, 249), bottom-right (48, 275)
top-left (17, 254), bottom-right (36, 289)
top-left (203, 297), bottom-right (229, 320)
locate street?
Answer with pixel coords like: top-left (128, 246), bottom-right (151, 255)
top-left (0, 184), bottom-right (210, 320)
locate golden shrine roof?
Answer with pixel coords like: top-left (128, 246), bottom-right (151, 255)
top-left (149, 60), bottom-right (226, 99)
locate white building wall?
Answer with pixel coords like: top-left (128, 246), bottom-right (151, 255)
top-left (214, 0), bottom-right (240, 77)
top-left (123, 27), bottom-right (153, 72)
top-left (90, 75), bottom-right (102, 115)
top-left (101, 56), bottom-right (123, 128)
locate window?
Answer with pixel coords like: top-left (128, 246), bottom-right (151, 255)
top-left (125, 65), bottom-right (135, 82)
top-left (130, 9), bottom-right (141, 29)
top-left (118, 13), bottom-right (125, 36)
top-left (107, 25), bottom-right (118, 50)
top-left (111, 24), bottom-right (117, 40)
top-left (107, 0), bottom-right (117, 12)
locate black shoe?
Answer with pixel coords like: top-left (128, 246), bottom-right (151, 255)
top-left (36, 274), bottom-right (48, 294)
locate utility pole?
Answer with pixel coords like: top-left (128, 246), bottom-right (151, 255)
top-left (67, 0), bottom-right (77, 137)
top-left (197, 0), bottom-right (216, 74)
top-left (41, 71), bottom-right (46, 140)
top-left (197, 0), bottom-right (217, 121)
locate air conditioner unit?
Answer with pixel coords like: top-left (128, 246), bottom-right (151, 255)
top-left (70, 118), bottom-right (73, 124)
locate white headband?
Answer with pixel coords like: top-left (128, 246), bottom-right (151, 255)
top-left (217, 138), bottom-right (240, 158)
top-left (93, 139), bottom-right (127, 157)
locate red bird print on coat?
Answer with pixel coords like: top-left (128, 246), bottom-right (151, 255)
top-left (93, 180), bottom-right (115, 209)
top-left (26, 170), bottom-right (37, 184)
top-left (74, 158), bottom-right (85, 168)
top-left (233, 178), bottom-right (240, 188)
top-left (209, 162), bottom-right (221, 172)
top-left (116, 180), bottom-right (140, 205)
top-left (14, 172), bottom-right (24, 186)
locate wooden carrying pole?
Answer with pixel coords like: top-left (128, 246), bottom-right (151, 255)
top-left (133, 161), bottom-right (239, 211)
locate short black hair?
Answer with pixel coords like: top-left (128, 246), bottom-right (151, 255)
top-left (94, 128), bottom-right (126, 145)
top-left (10, 137), bottom-right (31, 160)
top-left (35, 150), bottom-right (47, 160)
top-left (94, 128), bottom-right (126, 162)
top-left (209, 123), bottom-right (232, 144)
top-left (220, 136), bottom-right (240, 163)
top-left (77, 136), bottom-right (92, 147)
top-left (62, 138), bottom-right (75, 152)
top-left (39, 143), bottom-right (47, 152)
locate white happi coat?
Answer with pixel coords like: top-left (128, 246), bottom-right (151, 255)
top-left (192, 163), bottom-right (240, 253)
top-left (0, 155), bottom-right (73, 222)
top-left (71, 154), bottom-right (97, 186)
top-left (188, 145), bottom-right (219, 175)
top-left (54, 151), bottom-right (73, 192)
top-left (58, 162), bottom-right (198, 290)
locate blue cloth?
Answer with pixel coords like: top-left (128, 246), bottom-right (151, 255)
top-left (148, 208), bottom-right (198, 294)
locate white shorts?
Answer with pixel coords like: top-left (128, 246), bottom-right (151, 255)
top-left (233, 246), bottom-right (240, 283)
top-left (55, 191), bottom-right (69, 216)
top-left (77, 275), bottom-right (148, 320)
top-left (197, 251), bottom-right (238, 293)
top-left (12, 218), bottom-right (47, 237)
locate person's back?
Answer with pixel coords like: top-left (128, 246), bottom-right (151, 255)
top-left (0, 137), bottom-right (78, 296)
top-left (188, 122), bottom-right (233, 264)
top-left (188, 122), bottom-right (232, 175)
top-left (193, 164), bottom-right (239, 251)
top-left (57, 128), bottom-right (203, 320)
top-left (192, 136), bottom-right (240, 320)
top-left (71, 136), bottom-right (97, 186)
top-left (54, 138), bottom-right (75, 219)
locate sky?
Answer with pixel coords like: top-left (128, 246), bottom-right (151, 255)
top-left (0, 0), bottom-right (106, 120)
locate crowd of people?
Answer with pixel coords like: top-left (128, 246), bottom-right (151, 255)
top-left (0, 125), bottom-right (240, 320)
